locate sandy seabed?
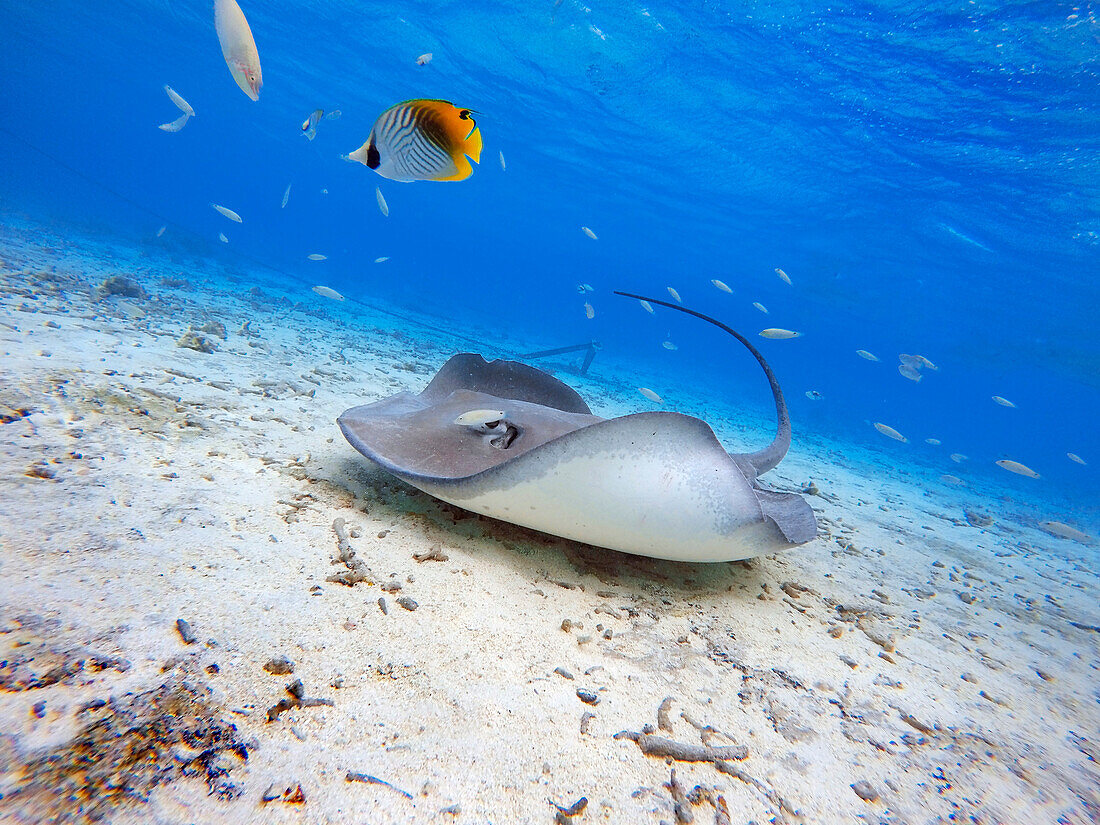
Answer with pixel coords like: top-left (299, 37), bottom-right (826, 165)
top-left (0, 217), bottom-right (1097, 825)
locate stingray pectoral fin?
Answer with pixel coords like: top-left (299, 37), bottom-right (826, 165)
top-left (753, 488), bottom-right (818, 544)
top-left (420, 353), bottom-right (592, 413)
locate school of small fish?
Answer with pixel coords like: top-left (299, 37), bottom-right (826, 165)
top-left (146, 4), bottom-right (1082, 513)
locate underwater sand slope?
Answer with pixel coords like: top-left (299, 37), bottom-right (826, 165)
top-left (0, 218), bottom-right (1097, 823)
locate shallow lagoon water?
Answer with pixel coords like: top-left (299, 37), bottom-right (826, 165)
top-left (1, 0), bottom-right (1098, 822)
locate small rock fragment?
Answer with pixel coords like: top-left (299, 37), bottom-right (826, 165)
top-left (851, 780), bottom-right (879, 802)
top-left (413, 544), bottom-right (449, 563)
top-left (577, 688), bottom-right (600, 705)
top-left (396, 596), bottom-right (418, 611)
top-left (264, 656), bottom-right (295, 675)
top-left (378, 597), bottom-right (389, 614)
top-left (554, 667), bottom-right (574, 680)
top-left (175, 618), bottom-right (197, 644)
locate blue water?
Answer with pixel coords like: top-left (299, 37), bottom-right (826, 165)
top-left (2, 0), bottom-right (1097, 519)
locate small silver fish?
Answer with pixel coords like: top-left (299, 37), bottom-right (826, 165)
top-left (898, 354), bottom-right (922, 369)
top-left (301, 108), bottom-right (323, 140)
top-left (499, 150), bottom-right (506, 171)
top-left (873, 422), bottom-right (907, 442)
top-left (308, 254), bottom-right (327, 261)
top-left (212, 203), bottom-right (242, 222)
top-left (325, 109), bottom-right (342, 120)
top-left (753, 302), bottom-right (768, 314)
top-left (667, 287), bottom-right (682, 303)
top-left (576, 283), bottom-right (594, 294)
top-left (940, 474), bottom-right (964, 485)
top-left (582, 226), bottom-right (598, 240)
top-left (639, 300), bottom-right (654, 314)
top-left (996, 459), bottom-right (1039, 479)
top-left (775, 267), bottom-right (792, 285)
top-left (638, 387), bottom-right (662, 403)
top-left (1067, 452), bottom-right (1086, 465)
top-left (915, 354), bottom-right (938, 371)
top-left (218, 232), bottom-right (228, 243)
top-left (759, 328), bottom-right (800, 339)
top-left (455, 409), bottom-right (504, 426)
top-left (374, 256), bottom-right (390, 263)
top-left (158, 113), bottom-right (190, 132)
top-left (661, 341), bottom-right (677, 351)
top-left (281, 183), bottom-right (291, 208)
top-left (711, 279), bottom-right (732, 293)
top-left (856, 350), bottom-right (880, 362)
top-left (312, 285), bottom-right (345, 301)
top-left (899, 364), bottom-right (922, 382)
top-left (925, 438), bottom-right (941, 445)
top-left (805, 390), bottom-right (823, 400)
top-left (950, 453), bottom-right (968, 463)
top-left (1039, 521), bottom-right (1092, 543)
top-left (416, 52), bottom-right (433, 66)
top-left (376, 187), bottom-right (389, 217)
top-left (164, 85), bottom-right (195, 117)
top-left (584, 302), bottom-right (595, 319)
top-left (156, 225), bottom-right (167, 238)
top-left (992, 395), bottom-right (1016, 408)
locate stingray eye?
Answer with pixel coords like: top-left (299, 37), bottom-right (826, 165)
top-left (458, 109), bottom-right (471, 120)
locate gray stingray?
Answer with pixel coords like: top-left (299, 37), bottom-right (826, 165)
top-left (338, 292), bottom-right (817, 562)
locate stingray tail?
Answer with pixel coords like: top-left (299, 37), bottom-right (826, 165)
top-left (613, 291), bottom-right (791, 477)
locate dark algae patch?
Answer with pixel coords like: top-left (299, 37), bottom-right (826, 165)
top-left (7, 677), bottom-right (249, 823)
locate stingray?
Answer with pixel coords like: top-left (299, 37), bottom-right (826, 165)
top-left (337, 292), bottom-right (817, 562)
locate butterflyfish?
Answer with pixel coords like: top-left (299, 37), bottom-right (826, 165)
top-left (158, 113), bottom-right (190, 132)
top-left (312, 285), bottom-right (345, 302)
top-left (301, 108), bottom-right (323, 140)
top-left (349, 99), bottom-right (483, 182)
top-left (996, 459), bottom-right (1039, 479)
top-left (214, 0), bottom-right (262, 101)
top-left (164, 85), bottom-right (195, 117)
top-left (759, 328), bottom-right (801, 339)
top-left (873, 422), bottom-right (907, 442)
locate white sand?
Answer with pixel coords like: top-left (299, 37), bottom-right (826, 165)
top-left (1, 218), bottom-right (1097, 824)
